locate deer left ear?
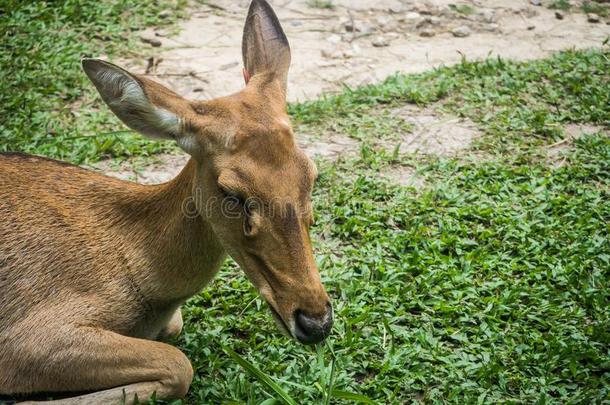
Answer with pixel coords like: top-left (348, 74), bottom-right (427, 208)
top-left (242, 0), bottom-right (291, 94)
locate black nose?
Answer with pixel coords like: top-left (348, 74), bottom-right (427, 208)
top-left (294, 304), bottom-right (333, 345)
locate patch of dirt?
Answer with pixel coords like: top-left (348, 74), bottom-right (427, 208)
top-left (547, 123), bottom-right (608, 167)
top-left (390, 105), bottom-right (481, 156)
top-left (92, 154), bottom-right (188, 185)
top-left (563, 123), bottom-right (607, 139)
top-left (382, 165), bottom-right (426, 187)
top-left (124, 0), bottom-right (610, 102)
top-left (298, 132), bottom-right (360, 160)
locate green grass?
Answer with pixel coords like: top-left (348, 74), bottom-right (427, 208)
top-left (582, 1), bottom-right (609, 17)
top-left (549, 0), bottom-right (610, 16)
top-left (549, 0), bottom-right (572, 11)
top-left (306, 0), bottom-right (335, 10)
top-left (2, 3), bottom-right (609, 403)
top-left (448, 4), bottom-right (475, 16)
top-left (0, 0), bottom-right (186, 164)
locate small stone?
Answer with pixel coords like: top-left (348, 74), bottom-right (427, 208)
top-left (405, 12), bottom-right (422, 20)
top-left (389, 4), bottom-right (404, 13)
top-left (376, 16), bottom-right (392, 26)
top-left (480, 10), bottom-right (495, 23)
top-left (419, 28), bottom-right (435, 37)
top-left (343, 44), bottom-right (362, 58)
top-left (555, 11), bottom-right (564, 19)
top-left (140, 32), bottom-right (162, 47)
top-left (452, 25), bottom-right (471, 37)
top-left (484, 23), bottom-right (500, 32)
top-left (344, 20), bottom-right (374, 33)
top-left (372, 35), bottom-right (389, 47)
top-left (530, 0), bottom-right (541, 5)
top-left (327, 34), bottom-right (342, 45)
top-left (193, 87), bottom-right (204, 93)
top-left (321, 48), bottom-right (342, 59)
top-left (527, 25), bottom-right (536, 30)
top-left (440, 8), bottom-right (453, 18)
top-left (587, 13), bottom-right (600, 23)
top-left (429, 16), bottom-right (442, 26)
top-left (344, 21), bottom-right (356, 32)
top-left (158, 9), bottom-right (172, 19)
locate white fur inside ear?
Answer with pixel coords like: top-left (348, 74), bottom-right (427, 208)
top-left (176, 133), bottom-right (199, 156)
top-left (95, 68), bottom-right (181, 140)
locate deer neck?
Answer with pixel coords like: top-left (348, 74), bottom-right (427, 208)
top-left (120, 158), bottom-right (226, 301)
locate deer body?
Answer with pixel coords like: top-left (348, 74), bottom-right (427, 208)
top-left (0, 1), bottom-right (333, 403)
top-left (0, 155), bottom-right (223, 342)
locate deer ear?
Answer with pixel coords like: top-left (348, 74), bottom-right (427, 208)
top-left (82, 59), bottom-right (196, 151)
top-left (242, 0), bottom-right (291, 93)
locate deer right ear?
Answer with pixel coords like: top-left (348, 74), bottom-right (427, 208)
top-left (82, 58), bottom-right (199, 155)
top-left (242, 0), bottom-right (291, 94)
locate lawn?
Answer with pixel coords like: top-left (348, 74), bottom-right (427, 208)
top-left (1, 1), bottom-right (609, 404)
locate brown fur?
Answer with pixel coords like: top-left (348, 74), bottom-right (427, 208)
top-left (0, 1), bottom-right (331, 403)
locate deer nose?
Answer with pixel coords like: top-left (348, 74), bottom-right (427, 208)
top-left (293, 304), bottom-right (333, 345)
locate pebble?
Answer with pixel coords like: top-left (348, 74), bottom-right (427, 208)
top-left (429, 16), bottom-right (442, 26)
top-left (376, 15), bottom-right (399, 32)
top-left (321, 48), bottom-right (342, 59)
top-left (480, 10), bottom-right (495, 23)
top-left (344, 20), bottom-right (375, 33)
top-left (389, 4), bottom-right (404, 14)
top-left (452, 25), bottom-right (471, 37)
top-left (587, 13), bottom-right (600, 23)
top-left (555, 11), bottom-right (564, 20)
top-left (412, 1), bottom-right (431, 14)
top-left (376, 16), bottom-right (392, 27)
top-left (343, 44), bottom-right (362, 58)
top-left (327, 34), bottom-right (342, 45)
top-left (484, 23), bottom-right (500, 32)
top-left (404, 12), bottom-right (422, 21)
top-left (372, 36), bottom-right (390, 47)
top-left (140, 33), bottom-right (162, 47)
top-left (419, 28), bottom-right (435, 37)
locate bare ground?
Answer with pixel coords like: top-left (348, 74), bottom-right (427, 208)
top-left (95, 0), bottom-right (609, 184)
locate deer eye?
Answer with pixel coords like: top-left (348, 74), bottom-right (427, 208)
top-left (219, 187), bottom-right (245, 206)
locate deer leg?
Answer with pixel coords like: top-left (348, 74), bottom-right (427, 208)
top-left (158, 307), bottom-right (183, 341)
top-left (3, 325), bottom-right (193, 404)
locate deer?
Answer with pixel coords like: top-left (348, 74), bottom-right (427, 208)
top-left (0, 1), bottom-right (333, 403)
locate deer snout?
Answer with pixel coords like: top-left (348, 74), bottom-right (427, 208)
top-left (293, 303), bottom-right (333, 345)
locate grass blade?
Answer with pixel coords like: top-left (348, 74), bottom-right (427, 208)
top-left (258, 399), bottom-right (281, 405)
top-left (331, 389), bottom-right (378, 404)
top-left (224, 346), bottom-right (297, 405)
top-left (324, 358), bottom-right (336, 405)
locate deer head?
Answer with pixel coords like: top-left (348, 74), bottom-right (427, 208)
top-left (81, 0), bottom-right (332, 344)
